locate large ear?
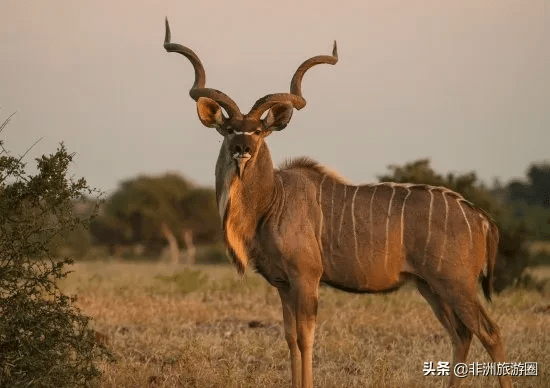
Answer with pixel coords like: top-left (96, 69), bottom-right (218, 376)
top-left (262, 102), bottom-right (294, 131)
top-left (196, 97), bottom-right (226, 128)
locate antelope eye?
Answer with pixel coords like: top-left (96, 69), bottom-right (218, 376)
top-left (226, 127), bottom-right (233, 134)
top-left (255, 129), bottom-right (261, 135)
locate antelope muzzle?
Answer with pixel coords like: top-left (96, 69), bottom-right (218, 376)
top-left (233, 143), bottom-right (252, 178)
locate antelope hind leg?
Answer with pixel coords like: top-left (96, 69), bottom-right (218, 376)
top-left (417, 278), bottom-right (473, 387)
top-left (432, 282), bottom-right (512, 388)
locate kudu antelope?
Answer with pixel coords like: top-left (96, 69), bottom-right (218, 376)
top-left (163, 19), bottom-right (511, 388)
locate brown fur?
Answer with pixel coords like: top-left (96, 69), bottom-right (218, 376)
top-left (165, 28), bottom-right (510, 387)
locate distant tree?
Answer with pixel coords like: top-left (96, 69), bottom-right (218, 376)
top-left (176, 187), bottom-right (220, 264)
top-left (103, 173), bottom-right (191, 262)
top-left (507, 180), bottom-right (531, 204)
top-left (177, 187), bottom-right (220, 244)
top-left (508, 162), bottom-right (550, 207)
top-left (379, 159), bottom-right (528, 292)
top-left (0, 115), bottom-right (110, 387)
top-left (94, 173), bottom-right (220, 263)
top-left (89, 214), bottom-right (129, 254)
top-left (504, 162), bottom-right (550, 241)
top-left (526, 163), bottom-right (550, 207)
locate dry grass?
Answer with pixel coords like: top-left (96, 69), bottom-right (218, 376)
top-left (60, 261), bottom-right (550, 388)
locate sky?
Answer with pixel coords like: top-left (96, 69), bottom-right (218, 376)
top-left (0, 1), bottom-right (548, 194)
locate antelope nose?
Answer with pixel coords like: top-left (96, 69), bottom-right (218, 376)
top-left (235, 145), bottom-right (250, 155)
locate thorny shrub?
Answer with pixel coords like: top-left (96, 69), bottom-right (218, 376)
top-left (0, 114), bottom-right (111, 388)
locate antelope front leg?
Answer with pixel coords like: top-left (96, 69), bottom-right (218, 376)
top-left (278, 288), bottom-right (301, 388)
top-left (294, 283), bottom-right (319, 388)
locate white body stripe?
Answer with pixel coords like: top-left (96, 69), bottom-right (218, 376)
top-left (401, 188), bottom-right (411, 246)
top-left (438, 191), bottom-right (449, 272)
top-left (369, 186), bottom-right (378, 256)
top-left (458, 200), bottom-right (473, 249)
top-left (423, 188), bottom-right (434, 265)
top-left (351, 186), bottom-right (360, 265)
top-left (337, 185), bottom-right (347, 245)
top-left (384, 186), bottom-right (395, 270)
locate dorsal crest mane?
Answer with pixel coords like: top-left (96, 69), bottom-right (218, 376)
top-left (277, 157), bottom-right (495, 226)
top-left (278, 157), bottom-right (351, 185)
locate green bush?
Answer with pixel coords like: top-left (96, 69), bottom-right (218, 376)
top-left (0, 116), bottom-right (110, 387)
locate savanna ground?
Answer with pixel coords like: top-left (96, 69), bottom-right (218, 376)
top-left (60, 261), bottom-right (550, 388)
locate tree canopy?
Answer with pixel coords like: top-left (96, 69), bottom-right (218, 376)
top-left (508, 163), bottom-right (550, 208)
top-left (90, 173), bottom-right (220, 261)
top-left (503, 162), bottom-right (550, 241)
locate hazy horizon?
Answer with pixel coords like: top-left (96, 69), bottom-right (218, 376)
top-left (1, 1), bottom-right (548, 193)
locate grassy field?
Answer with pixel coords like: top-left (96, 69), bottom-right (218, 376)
top-left (60, 261), bottom-right (550, 388)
